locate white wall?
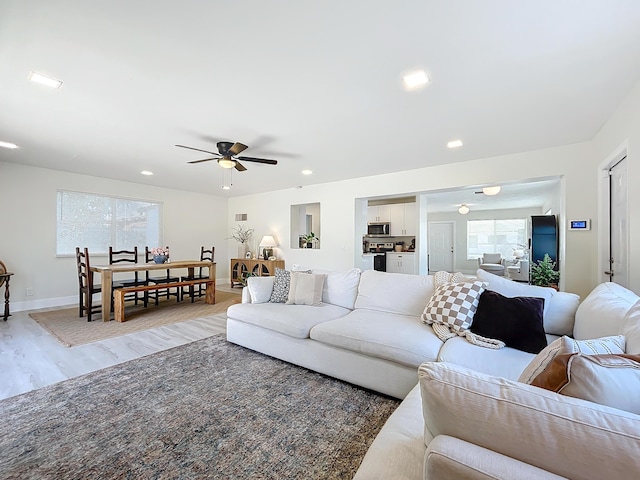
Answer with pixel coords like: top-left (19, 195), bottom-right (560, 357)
top-left (228, 141), bottom-right (600, 299)
top-left (427, 207), bottom-right (544, 274)
top-left (0, 162), bottom-right (228, 311)
top-left (593, 79), bottom-right (640, 293)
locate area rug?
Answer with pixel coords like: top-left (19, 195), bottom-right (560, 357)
top-left (0, 335), bottom-right (399, 479)
top-left (28, 291), bottom-right (241, 347)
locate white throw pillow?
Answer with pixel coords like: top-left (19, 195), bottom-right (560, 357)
top-left (531, 352), bottom-right (640, 415)
top-left (418, 361), bottom-right (640, 480)
top-left (286, 272), bottom-right (326, 306)
top-left (518, 335), bottom-right (626, 384)
top-left (246, 276), bottom-right (275, 304)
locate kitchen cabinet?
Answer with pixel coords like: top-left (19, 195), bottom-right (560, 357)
top-left (389, 203), bottom-right (417, 236)
top-left (367, 204), bottom-right (391, 223)
top-left (386, 252), bottom-right (415, 274)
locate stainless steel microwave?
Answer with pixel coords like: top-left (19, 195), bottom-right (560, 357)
top-left (367, 222), bottom-right (390, 236)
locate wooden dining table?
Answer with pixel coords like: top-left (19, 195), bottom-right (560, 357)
top-left (90, 260), bottom-right (216, 322)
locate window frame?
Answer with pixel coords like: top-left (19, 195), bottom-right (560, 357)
top-left (56, 189), bottom-right (163, 257)
top-left (466, 218), bottom-right (528, 261)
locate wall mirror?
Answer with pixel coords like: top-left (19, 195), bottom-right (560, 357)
top-left (290, 203), bottom-right (321, 249)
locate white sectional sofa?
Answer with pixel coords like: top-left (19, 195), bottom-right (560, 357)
top-left (226, 268), bottom-right (640, 479)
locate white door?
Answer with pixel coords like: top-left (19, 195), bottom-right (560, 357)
top-left (608, 157), bottom-right (629, 287)
top-left (428, 222), bottom-right (454, 273)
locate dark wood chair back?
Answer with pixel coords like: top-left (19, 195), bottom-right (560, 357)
top-left (109, 247), bottom-right (139, 265)
top-left (75, 247), bottom-right (101, 321)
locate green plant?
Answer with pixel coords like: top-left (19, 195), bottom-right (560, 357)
top-left (530, 253), bottom-right (560, 287)
top-left (302, 232), bottom-right (317, 244)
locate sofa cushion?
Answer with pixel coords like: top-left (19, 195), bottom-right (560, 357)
top-left (286, 272), bottom-right (326, 306)
top-left (573, 282), bottom-right (638, 340)
top-left (418, 361), bottom-right (640, 480)
top-left (476, 269), bottom-right (579, 336)
top-left (310, 309), bottom-right (443, 368)
top-left (354, 270), bottom-right (434, 317)
top-left (531, 353), bottom-right (640, 415)
top-left (518, 335), bottom-right (626, 384)
top-left (226, 302), bottom-right (350, 339)
top-left (269, 268), bottom-right (311, 303)
top-left (312, 268), bottom-right (361, 309)
top-left (437, 336), bottom-right (538, 381)
top-left (470, 290), bottom-right (547, 354)
top-left (246, 276), bottom-right (275, 304)
top-left (422, 281), bottom-right (487, 340)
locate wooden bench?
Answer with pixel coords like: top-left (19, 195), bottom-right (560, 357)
top-left (113, 279), bottom-right (215, 322)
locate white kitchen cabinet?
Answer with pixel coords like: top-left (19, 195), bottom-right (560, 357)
top-left (386, 252), bottom-right (415, 274)
top-left (390, 203), bottom-right (417, 236)
top-left (367, 204), bottom-right (391, 223)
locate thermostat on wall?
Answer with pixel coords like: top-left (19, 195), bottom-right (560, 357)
top-left (569, 219), bottom-right (591, 230)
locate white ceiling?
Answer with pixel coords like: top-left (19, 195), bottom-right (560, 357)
top-left (1, 1), bottom-right (640, 198)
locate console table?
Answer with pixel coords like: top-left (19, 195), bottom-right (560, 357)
top-left (230, 258), bottom-right (285, 288)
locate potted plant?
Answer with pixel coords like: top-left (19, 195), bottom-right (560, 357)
top-left (302, 232), bottom-right (317, 248)
top-left (530, 253), bottom-right (560, 289)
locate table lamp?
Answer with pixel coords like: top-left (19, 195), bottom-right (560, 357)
top-left (260, 235), bottom-right (278, 260)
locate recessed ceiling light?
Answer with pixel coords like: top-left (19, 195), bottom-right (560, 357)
top-left (0, 141), bottom-right (18, 149)
top-left (301, 169), bottom-right (313, 175)
top-left (221, 185), bottom-right (231, 190)
top-left (447, 140), bottom-right (463, 149)
top-left (28, 71), bottom-right (63, 89)
top-left (482, 186), bottom-right (501, 196)
top-left (140, 170), bottom-right (154, 176)
top-left (402, 70), bottom-right (429, 90)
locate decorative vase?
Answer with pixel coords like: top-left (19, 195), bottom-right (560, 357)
top-left (153, 255), bottom-right (168, 264)
top-left (238, 244), bottom-right (248, 258)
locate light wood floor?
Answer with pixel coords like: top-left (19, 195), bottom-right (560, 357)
top-left (0, 285), bottom-right (241, 401)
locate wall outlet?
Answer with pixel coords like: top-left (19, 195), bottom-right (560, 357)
top-left (26, 287), bottom-right (33, 296)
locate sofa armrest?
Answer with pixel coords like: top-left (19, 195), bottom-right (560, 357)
top-left (419, 362), bottom-right (640, 480)
top-left (425, 435), bottom-right (567, 480)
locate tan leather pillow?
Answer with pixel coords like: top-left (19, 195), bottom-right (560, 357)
top-left (532, 353), bottom-right (640, 414)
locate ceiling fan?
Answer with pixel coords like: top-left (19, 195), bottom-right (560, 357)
top-left (175, 141), bottom-right (278, 172)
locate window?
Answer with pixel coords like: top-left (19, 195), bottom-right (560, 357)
top-left (56, 190), bottom-right (163, 256)
top-left (467, 219), bottom-right (527, 260)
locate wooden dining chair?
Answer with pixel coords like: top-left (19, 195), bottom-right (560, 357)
top-left (181, 246), bottom-right (215, 302)
top-left (144, 246), bottom-right (181, 305)
top-left (76, 247), bottom-right (101, 322)
top-left (108, 246), bottom-right (148, 307)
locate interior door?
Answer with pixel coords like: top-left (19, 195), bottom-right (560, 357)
top-left (608, 157), bottom-right (628, 287)
top-left (428, 222), bottom-right (454, 273)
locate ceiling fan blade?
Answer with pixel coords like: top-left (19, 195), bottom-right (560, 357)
top-left (188, 157), bottom-right (217, 164)
top-left (175, 144), bottom-right (219, 156)
top-left (235, 161), bottom-right (248, 172)
top-left (237, 156), bottom-right (278, 165)
top-left (228, 142), bottom-right (249, 156)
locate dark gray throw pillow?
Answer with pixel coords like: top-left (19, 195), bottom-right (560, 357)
top-left (469, 290), bottom-right (547, 354)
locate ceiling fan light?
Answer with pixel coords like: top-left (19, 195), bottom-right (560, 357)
top-left (482, 186), bottom-right (501, 196)
top-left (458, 204), bottom-right (470, 215)
top-left (218, 158), bottom-right (236, 169)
